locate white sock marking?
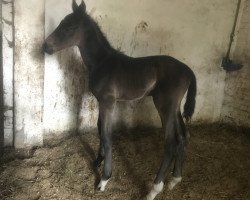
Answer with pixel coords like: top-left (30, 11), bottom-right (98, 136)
top-left (168, 176), bottom-right (182, 190)
top-left (97, 179), bottom-right (109, 191)
top-left (146, 181), bottom-right (164, 200)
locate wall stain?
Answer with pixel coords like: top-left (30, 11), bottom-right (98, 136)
top-left (136, 21), bottom-right (148, 33)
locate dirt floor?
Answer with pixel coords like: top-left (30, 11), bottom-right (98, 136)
top-left (0, 124), bottom-right (249, 200)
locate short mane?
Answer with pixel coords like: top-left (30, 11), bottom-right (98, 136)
top-left (80, 13), bottom-right (125, 70)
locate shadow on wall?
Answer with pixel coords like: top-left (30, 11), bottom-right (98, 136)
top-left (43, 16), bottom-right (89, 138)
top-left (55, 48), bottom-right (86, 134)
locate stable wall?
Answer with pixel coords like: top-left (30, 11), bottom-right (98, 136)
top-left (1, 0), bottom-right (249, 148)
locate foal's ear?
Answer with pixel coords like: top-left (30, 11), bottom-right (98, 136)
top-left (72, 0), bottom-right (86, 15)
top-left (79, 0), bottom-right (86, 13)
top-left (72, 0), bottom-right (78, 12)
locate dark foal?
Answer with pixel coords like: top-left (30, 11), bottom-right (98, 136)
top-left (43, 1), bottom-right (197, 199)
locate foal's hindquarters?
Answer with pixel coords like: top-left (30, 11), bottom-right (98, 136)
top-left (145, 64), bottom-right (192, 200)
top-left (146, 74), bottom-right (191, 200)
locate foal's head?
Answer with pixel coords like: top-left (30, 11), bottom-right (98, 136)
top-left (43, 0), bottom-right (86, 54)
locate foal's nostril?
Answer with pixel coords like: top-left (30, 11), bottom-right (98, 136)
top-left (43, 42), bottom-right (54, 55)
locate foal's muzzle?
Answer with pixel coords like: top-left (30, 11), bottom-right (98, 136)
top-left (43, 42), bottom-right (54, 55)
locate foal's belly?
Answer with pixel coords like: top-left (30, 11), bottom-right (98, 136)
top-left (114, 65), bottom-right (157, 101)
top-left (116, 79), bottom-right (156, 101)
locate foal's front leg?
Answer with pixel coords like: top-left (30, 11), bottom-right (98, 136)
top-left (93, 115), bottom-right (104, 168)
top-left (97, 99), bottom-right (116, 191)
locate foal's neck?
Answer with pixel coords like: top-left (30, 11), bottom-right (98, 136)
top-left (78, 15), bottom-right (115, 72)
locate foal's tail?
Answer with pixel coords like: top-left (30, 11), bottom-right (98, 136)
top-left (183, 71), bottom-right (197, 123)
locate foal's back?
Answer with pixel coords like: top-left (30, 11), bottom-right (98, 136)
top-left (94, 54), bottom-right (193, 101)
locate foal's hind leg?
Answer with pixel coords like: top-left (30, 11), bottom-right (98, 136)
top-left (168, 112), bottom-right (186, 190)
top-left (147, 95), bottom-right (178, 200)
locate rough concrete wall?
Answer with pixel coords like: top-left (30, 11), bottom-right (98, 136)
top-left (44, 0), bottom-right (238, 137)
top-left (14, 0), bottom-right (45, 148)
top-left (221, 0), bottom-right (250, 126)
top-left (2, 0), bottom-right (14, 146)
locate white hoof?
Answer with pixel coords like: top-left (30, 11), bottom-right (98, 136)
top-left (168, 176), bottom-right (182, 190)
top-left (97, 179), bottom-right (109, 191)
top-left (146, 182), bottom-right (164, 200)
